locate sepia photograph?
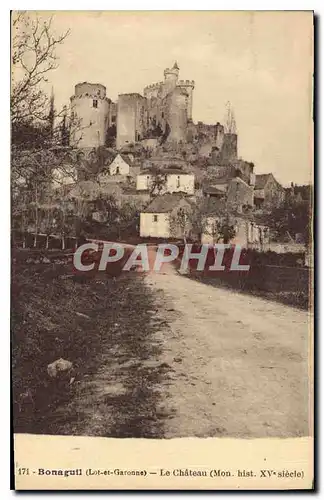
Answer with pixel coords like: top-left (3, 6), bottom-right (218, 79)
top-left (11, 10), bottom-right (314, 490)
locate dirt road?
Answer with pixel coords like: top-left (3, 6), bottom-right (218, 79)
top-left (14, 247), bottom-right (311, 439)
top-left (142, 253), bottom-right (312, 438)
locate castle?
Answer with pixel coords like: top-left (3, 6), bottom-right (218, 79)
top-left (69, 62), bottom-right (231, 156)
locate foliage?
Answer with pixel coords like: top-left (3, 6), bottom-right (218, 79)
top-left (183, 198), bottom-right (237, 244)
top-left (267, 196), bottom-right (312, 244)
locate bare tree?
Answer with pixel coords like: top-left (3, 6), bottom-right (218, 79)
top-left (11, 11), bottom-right (70, 124)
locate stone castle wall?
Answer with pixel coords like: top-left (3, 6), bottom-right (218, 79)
top-left (116, 93), bottom-right (147, 149)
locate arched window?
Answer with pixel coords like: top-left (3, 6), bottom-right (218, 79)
top-left (116, 166), bottom-right (120, 175)
top-left (176, 175), bottom-right (181, 188)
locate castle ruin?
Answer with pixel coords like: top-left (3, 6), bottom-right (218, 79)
top-left (69, 62), bottom-right (236, 161)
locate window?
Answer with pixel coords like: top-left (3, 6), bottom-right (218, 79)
top-left (116, 166), bottom-right (120, 175)
top-left (146, 175), bottom-right (150, 188)
top-left (153, 215), bottom-right (158, 222)
top-left (93, 99), bottom-right (98, 108)
top-left (176, 175), bottom-right (181, 188)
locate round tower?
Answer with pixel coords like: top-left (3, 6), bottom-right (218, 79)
top-left (163, 61), bottom-right (179, 96)
top-left (177, 79), bottom-right (195, 120)
top-left (167, 86), bottom-right (188, 143)
top-left (70, 82), bottom-right (110, 148)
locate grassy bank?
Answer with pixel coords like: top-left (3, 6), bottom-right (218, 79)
top-left (12, 254), bottom-right (171, 436)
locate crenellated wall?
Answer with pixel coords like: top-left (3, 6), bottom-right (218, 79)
top-left (143, 82), bottom-right (164, 100)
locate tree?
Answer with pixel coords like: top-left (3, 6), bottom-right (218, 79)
top-left (215, 216), bottom-right (236, 244)
top-left (11, 12), bottom-right (69, 125)
top-left (116, 201), bottom-right (140, 239)
top-left (11, 147), bottom-right (57, 247)
top-left (169, 205), bottom-right (192, 242)
top-left (12, 186), bottom-right (32, 248)
top-left (184, 198), bottom-right (237, 244)
top-left (40, 200), bottom-right (57, 249)
top-left (105, 125), bottom-right (116, 148)
top-left (267, 197), bottom-right (312, 244)
top-left (148, 167), bottom-right (168, 195)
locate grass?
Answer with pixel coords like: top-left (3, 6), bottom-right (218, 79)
top-left (11, 254), bottom-right (172, 437)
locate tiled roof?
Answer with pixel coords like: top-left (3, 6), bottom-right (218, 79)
top-left (142, 193), bottom-right (189, 213)
top-left (202, 185), bottom-right (226, 195)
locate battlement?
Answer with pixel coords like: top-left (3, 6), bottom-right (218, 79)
top-left (74, 82), bottom-right (107, 99)
top-left (177, 79), bottom-right (195, 88)
top-left (118, 93), bottom-right (146, 101)
top-left (143, 82), bottom-right (163, 92)
top-left (70, 94), bottom-right (111, 102)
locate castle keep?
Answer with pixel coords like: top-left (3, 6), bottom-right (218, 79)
top-left (68, 62), bottom-right (239, 165)
top-left (117, 62), bottom-right (196, 148)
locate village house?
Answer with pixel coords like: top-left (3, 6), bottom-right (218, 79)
top-left (202, 176), bottom-right (254, 211)
top-left (140, 193), bottom-right (192, 239)
top-left (97, 153), bottom-right (132, 184)
top-left (136, 167), bottom-right (195, 195)
top-left (254, 173), bottom-right (285, 209)
top-left (108, 153), bottom-right (131, 176)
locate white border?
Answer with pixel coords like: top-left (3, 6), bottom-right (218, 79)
top-left (2, 2), bottom-right (319, 498)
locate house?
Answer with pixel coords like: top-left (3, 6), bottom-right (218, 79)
top-left (140, 193), bottom-right (192, 238)
top-left (136, 168), bottom-right (195, 195)
top-left (97, 154), bottom-right (131, 184)
top-left (254, 173), bottom-right (285, 209)
top-left (202, 176), bottom-right (254, 210)
top-left (202, 185), bottom-right (226, 200)
top-left (109, 153), bottom-right (131, 175)
top-left (227, 176), bottom-right (254, 209)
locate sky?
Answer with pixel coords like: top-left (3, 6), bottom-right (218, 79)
top-left (31, 11), bottom-right (313, 186)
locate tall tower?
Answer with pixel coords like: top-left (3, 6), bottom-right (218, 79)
top-left (163, 61), bottom-right (179, 96)
top-left (166, 86), bottom-right (188, 143)
top-left (177, 79), bottom-right (195, 120)
top-left (69, 82), bottom-right (110, 148)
